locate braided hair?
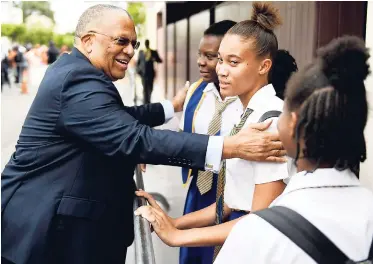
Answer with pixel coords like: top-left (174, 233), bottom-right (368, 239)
top-left (269, 49), bottom-right (298, 100)
top-left (285, 36), bottom-right (370, 175)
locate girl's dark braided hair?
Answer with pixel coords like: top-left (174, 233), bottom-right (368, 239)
top-left (269, 49), bottom-right (298, 100)
top-left (285, 36), bottom-right (370, 175)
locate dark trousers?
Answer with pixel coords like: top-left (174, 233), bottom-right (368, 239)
top-left (142, 77), bottom-right (154, 104)
top-left (1, 70), bottom-right (10, 91)
top-left (15, 65), bottom-right (21, 83)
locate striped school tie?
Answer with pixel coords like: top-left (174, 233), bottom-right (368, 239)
top-left (196, 96), bottom-right (237, 195)
top-left (213, 107), bottom-right (254, 259)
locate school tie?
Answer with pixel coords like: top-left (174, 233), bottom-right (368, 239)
top-left (196, 96), bottom-right (237, 195)
top-left (213, 107), bottom-right (254, 260)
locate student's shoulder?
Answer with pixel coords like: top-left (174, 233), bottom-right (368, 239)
top-left (258, 95), bottom-right (284, 113)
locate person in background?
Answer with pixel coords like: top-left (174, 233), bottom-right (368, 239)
top-left (269, 49), bottom-right (298, 100)
top-left (47, 41), bottom-right (60, 64)
top-left (1, 51), bottom-right (12, 91)
top-left (60, 45), bottom-right (71, 56)
top-left (136, 39), bottom-right (163, 104)
top-left (214, 35), bottom-right (373, 264)
top-left (12, 46), bottom-right (26, 84)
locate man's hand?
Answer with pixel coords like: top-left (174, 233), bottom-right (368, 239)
top-left (223, 120), bottom-right (287, 162)
top-left (172, 81), bottom-right (190, 112)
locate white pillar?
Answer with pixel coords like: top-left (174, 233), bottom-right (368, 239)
top-left (360, 2), bottom-right (373, 191)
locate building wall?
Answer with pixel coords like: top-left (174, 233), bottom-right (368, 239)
top-left (189, 10), bottom-right (210, 84)
top-left (360, 2), bottom-right (373, 191)
top-left (156, 1), bottom-right (367, 99)
top-left (166, 23), bottom-right (175, 100)
top-left (175, 19), bottom-right (188, 90)
top-left (215, 1), bottom-right (316, 70)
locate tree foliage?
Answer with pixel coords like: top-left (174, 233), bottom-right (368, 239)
top-left (18, 1), bottom-right (55, 23)
top-left (127, 2), bottom-right (146, 37)
top-left (1, 24), bottom-right (74, 48)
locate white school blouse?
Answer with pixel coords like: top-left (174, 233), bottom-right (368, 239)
top-left (224, 84), bottom-right (295, 211)
top-left (215, 168), bottom-right (373, 264)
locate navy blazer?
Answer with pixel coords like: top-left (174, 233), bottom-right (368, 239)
top-left (1, 48), bottom-right (208, 264)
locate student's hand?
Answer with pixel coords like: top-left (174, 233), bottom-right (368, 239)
top-left (135, 191), bottom-right (180, 247)
top-left (135, 190), bottom-right (176, 226)
top-left (172, 81), bottom-right (190, 112)
top-left (223, 120), bottom-right (287, 162)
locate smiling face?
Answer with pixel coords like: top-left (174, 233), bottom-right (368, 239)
top-left (81, 10), bottom-right (137, 81)
top-left (216, 34), bottom-right (271, 99)
top-left (197, 35), bottom-right (222, 83)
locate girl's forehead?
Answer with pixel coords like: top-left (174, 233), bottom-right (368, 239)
top-left (219, 34), bottom-right (257, 58)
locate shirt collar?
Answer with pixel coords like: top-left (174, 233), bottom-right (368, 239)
top-left (246, 83), bottom-right (276, 110)
top-left (203, 82), bottom-right (238, 103)
top-left (283, 168), bottom-right (361, 195)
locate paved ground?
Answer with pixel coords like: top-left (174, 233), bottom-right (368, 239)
top-left (1, 65), bottom-right (188, 264)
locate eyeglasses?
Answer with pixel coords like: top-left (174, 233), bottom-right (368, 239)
top-left (85, 31), bottom-right (140, 50)
top-left (197, 52), bottom-right (218, 61)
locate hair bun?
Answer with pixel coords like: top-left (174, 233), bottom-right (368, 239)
top-left (251, 2), bottom-right (282, 31)
top-left (317, 35), bottom-right (370, 93)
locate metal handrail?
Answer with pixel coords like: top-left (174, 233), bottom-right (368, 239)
top-left (133, 165), bottom-right (156, 264)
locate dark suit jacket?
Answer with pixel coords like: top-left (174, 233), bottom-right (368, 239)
top-left (1, 48), bottom-right (208, 264)
top-left (136, 49), bottom-right (162, 79)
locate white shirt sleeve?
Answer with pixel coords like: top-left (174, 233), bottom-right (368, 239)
top-left (253, 117), bottom-right (291, 184)
top-left (160, 100), bottom-right (175, 121)
top-left (214, 215), bottom-right (266, 264)
top-left (214, 214), bottom-right (287, 264)
top-left (205, 136), bottom-right (223, 173)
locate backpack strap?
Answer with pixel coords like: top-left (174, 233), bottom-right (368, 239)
top-left (258, 110), bottom-right (282, 123)
top-left (254, 206), bottom-right (351, 264)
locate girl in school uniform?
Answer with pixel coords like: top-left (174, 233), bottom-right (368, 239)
top-left (177, 20), bottom-right (241, 264)
top-left (135, 2), bottom-right (298, 260)
top-left (214, 36), bottom-right (373, 264)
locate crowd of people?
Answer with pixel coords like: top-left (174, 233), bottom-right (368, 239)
top-left (1, 2), bottom-right (373, 264)
top-left (1, 41), bottom-right (71, 91)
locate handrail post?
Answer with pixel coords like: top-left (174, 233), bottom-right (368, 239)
top-left (133, 165), bottom-right (156, 264)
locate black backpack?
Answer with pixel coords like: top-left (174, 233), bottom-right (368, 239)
top-left (254, 206), bottom-right (373, 264)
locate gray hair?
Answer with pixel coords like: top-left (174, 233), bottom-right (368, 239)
top-left (74, 4), bottom-right (131, 41)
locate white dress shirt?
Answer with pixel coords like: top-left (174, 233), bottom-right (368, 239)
top-left (224, 84), bottom-right (294, 211)
top-left (179, 82), bottom-right (242, 136)
top-left (215, 168), bottom-right (373, 264)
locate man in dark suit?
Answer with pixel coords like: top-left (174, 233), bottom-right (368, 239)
top-left (1, 4), bottom-right (286, 264)
top-left (137, 39), bottom-right (162, 104)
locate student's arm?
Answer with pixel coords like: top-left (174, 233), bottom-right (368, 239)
top-left (172, 217), bottom-right (241, 247)
top-left (135, 191), bottom-right (240, 247)
top-left (136, 190), bottom-right (230, 229)
top-left (251, 117), bottom-right (289, 211)
top-left (251, 180), bottom-right (285, 211)
top-left (175, 202), bottom-right (231, 229)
